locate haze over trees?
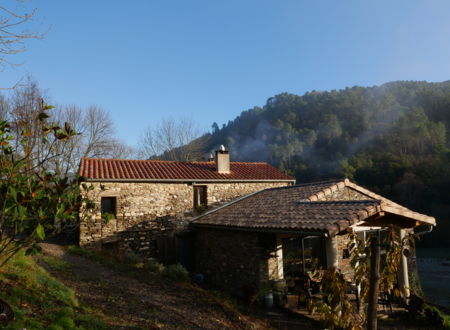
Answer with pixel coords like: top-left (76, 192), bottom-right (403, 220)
top-left (195, 81), bottom-right (450, 247)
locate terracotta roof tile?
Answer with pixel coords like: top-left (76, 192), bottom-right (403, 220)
top-left (193, 185), bottom-right (379, 235)
top-left (79, 158), bottom-right (295, 182)
top-left (192, 180), bottom-right (436, 235)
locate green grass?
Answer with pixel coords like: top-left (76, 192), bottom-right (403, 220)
top-left (66, 245), bottom-right (130, 272)
top-left (379, 304), bottom-right (450, 329)
top-left (425, 304), bottom-right (450, 329)
top-left (210, 290), bottom-right (242, 311)
top-left (39, 255), bottom-right (74, 273)
top-left (0, 251), bottom-right (108, 330)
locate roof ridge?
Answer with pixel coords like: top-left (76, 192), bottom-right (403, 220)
top-left (190, 161), bottom-right (269, 165)
top-left (82, 158), bottom-right (270, 165)
top-left (83, 158), bottom-right (188, 163)
top-left (343, 181), bottom-right (406, 209)
top-left (258, 178), bottom-right (345, 193)
top-left (295, 178), bottom-right (344, 187)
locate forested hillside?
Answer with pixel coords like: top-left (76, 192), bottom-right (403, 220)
top-left (201, 81), bottom-right (450, 247)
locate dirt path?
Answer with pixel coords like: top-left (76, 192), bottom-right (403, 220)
top-left (39, 243), bottom-right (263, 329)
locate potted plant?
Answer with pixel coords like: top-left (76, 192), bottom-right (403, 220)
top-left (257, 280), bottom-right (286, 308)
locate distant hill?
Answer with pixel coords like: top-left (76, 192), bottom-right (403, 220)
top-left (197, 81), bottom-right (450, 247)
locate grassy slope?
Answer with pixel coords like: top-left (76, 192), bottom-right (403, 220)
top-left (0, 245), bottom-right (272, 329)
top-left (0, 251), bottom-right (107, 330)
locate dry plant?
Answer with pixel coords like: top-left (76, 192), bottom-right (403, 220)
top-left (305, 227), bottom-right (415, 330)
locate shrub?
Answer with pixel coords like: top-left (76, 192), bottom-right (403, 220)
top-left (147, 258), bottom-right (165, 274)
top-left (122, 251), bottom-right (143, 265)
top-left (424, 305), bottom-right (448, 328)
top-left (163, 264), bottom-right (190, 282)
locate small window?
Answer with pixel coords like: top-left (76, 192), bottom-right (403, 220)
top-left (193, 186), bottom-right (207, 210)
top-left (343, 248), bottom-right (350, 259)
top-left (101, 197), bottom-right (116, 218)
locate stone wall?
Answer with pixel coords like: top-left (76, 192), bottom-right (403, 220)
top-left (336, 234), bottom-right (353, 278)
top-left (80, 181), bottom-right (289, 258)
top-left (194, 228), bottom-right (277, 298)
top-left (319, 187), bottom-right (373, 276)
top-left (322, 187), bottom-right (373, 277)
top-left (320, 186), bottom-right (374, 201)
top-left (205, 182), bottom-right (287, 206)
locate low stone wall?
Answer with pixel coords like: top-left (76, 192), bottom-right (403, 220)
top-left (118, 215), bottom-right (190, 260)
top-left (194, 228), bottom-right (277, 298)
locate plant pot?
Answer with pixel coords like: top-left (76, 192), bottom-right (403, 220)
top-left (274, 293), bottom-right (287, 307)
top-left (264, 292), bottom-right (274, 308)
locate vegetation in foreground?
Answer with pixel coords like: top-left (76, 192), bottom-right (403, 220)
top-left (0, 251), bottom-right (107, 330)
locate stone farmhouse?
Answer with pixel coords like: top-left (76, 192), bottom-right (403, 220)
top-left (78, 148), bottom-right (295, 262)
top-left (191, 179), bottom-right (436, 299)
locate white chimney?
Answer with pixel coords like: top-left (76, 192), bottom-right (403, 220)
top-left (215, 145), bottom-right (230, 174)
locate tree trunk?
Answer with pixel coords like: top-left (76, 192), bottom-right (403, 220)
top-left (367, 234), bottom-right (380, 330)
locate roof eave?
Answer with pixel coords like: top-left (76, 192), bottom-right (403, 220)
top-left (189, 223), bottom-right (328, 236)
top-left (308, 179), bottom-right (436, 227)
top-left (380, 205), bottom-right (436, 226)
top-left (82, 178), bottom-right (296, 183)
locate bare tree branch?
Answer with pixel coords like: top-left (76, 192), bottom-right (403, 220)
top-left (138, 117), bottom-right (205, 161)
top-left (0, 1), bottom-right (45, 70)
top-left (2, 78), bottom-right (134, 175)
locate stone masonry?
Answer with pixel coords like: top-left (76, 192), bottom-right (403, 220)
top-left (195, 228), bottom-right (277, 298)
top-left (324, 186), bottom-right (375, 276)
top-left (80, 181), bottom-right (289, 258)
top-left (319, 186), bottom-right (374, 202)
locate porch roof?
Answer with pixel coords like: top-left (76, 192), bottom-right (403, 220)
top-left (191, 179), bottom-right (436, 236)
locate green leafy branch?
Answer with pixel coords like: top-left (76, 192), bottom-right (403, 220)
top-left (0, 104), bottom-right (94, 267)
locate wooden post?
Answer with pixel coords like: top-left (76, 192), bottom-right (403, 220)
top-left (301, 237), bottom-right (306, 274)
top-left (367, 234), bottom-right (381, 330)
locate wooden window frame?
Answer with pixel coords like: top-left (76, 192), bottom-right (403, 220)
top-left (193, 185), bottom-right (208, 210)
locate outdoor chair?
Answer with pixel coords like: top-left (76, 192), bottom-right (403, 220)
top-left (295, 274), bottom-right (322, 311)
top-left (378, 291), bottom-right (393, 314)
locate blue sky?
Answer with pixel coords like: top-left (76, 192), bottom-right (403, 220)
top-left (3, 0), bottom-right (450, 146)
